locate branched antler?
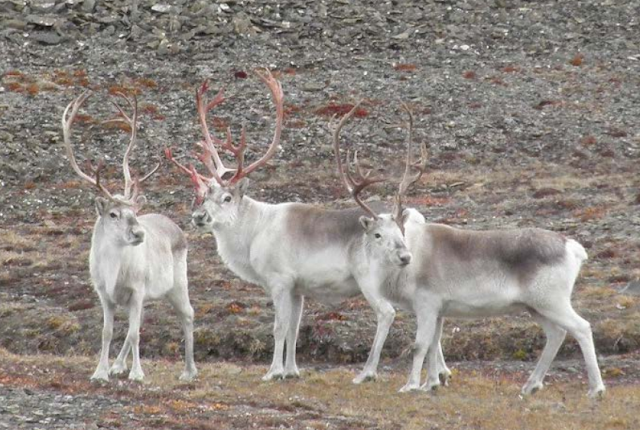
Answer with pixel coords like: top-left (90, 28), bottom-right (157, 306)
top-left (61, 91), bottom-right (158, 208)
top-left (104, 92), bottom-right (160, 200)
top-left (330, 101), bottom-right (385, 219)
top-left (62, 92), bottom-right (122, 204)
top-left (393, 102), bottom-right (428, 232)
top-left (166, 69), bottom-right (284, 192)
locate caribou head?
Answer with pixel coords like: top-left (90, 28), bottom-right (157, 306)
top-left (330, 101), bottom-right (427, 268)
top-left (62, 91), bottom-right (158, 246)
top-left (166, 69), bottom-right (283, 229)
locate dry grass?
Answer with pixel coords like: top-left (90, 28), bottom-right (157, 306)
top-left (142, 362), bottom-right (640, 430)
top-left (2, 348), bottom-right (636, 430)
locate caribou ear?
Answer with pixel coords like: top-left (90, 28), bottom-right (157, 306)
top-left (401, 208), bottom-right (411, 226)
top-left (359, 216), bottom-right (374, 231)
top-left (135, 195), bottom-right (147, 210)
top-left (95, 197), bottom-right (109, 216)
top-left (234, 177), bottom-right (250, 198)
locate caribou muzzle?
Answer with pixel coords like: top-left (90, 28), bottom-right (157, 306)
top-left (129, 226), bottom-right (145, 246)
top-left (398, 251), bottom-right (412, 267)
top-left (192, 210), bottom-right (212, 228)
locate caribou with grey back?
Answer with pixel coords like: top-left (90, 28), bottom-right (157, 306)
top-left (373, 129), bottom-right (605, 398)
top-left (166, 71), bottom-right (449, 383)
top-left (62, 92), bottom-right (197, 382)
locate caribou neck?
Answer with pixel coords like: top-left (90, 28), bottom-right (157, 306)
top-left (209, 196), bottom-right (272, 286)
top-left (212, 196), bottom-right (267, 242)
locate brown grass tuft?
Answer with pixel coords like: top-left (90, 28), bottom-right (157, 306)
top-left (393, 63), bottom-right (418, 72)
top-left (569, 53), bottom-right (584, 66)
top-left (6, 82), bottom-right (23, 92)
top-left (136, 77), bottom-right (158, 89)
top-left (501, 65), bottom-right (520, 73)
top-left (580, 135), bottom-right (597, 146)
top-left (26, 83), bottom-right (39, 96)
top-left (46, 315), bottom-right (80, 335)
top-left (532, 187), bottom-right (561, 199)
top-left (314, 103), bottom-right (369, 118)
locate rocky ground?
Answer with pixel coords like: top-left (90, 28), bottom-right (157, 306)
top-left (1, 0), bottom-right (640, 428)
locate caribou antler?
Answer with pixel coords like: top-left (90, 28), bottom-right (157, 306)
top-left (104, 92), bottom-right (160, 201)
top-left (167, 69), bottom-right (284, 191)
top-left (330, 101), bottom-right (385, 219)
top-left (62, 91), bottom-right (123, 204)
top-left (164, 148), bottom-right (210, 205)
top-left (61, 91), bottom-right (158, 207)
top-left (393, 102), bottom-right (428, 233)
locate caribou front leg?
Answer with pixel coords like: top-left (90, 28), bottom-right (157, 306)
top-left (263, 284), bottom-right (294, 381)
top-left (353, 284), bottom-right (396, 384)
top-left (91, 296), bottom-right (115, 382)
top-left (399, 308), bottom-right (438, 392)
top-left (126, 291), bottom-right (145, 381)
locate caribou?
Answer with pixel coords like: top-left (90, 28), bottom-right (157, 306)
top-left (348, 110), bottom-right (605, 398)
top-left (166, 70), bottom-right (450, 383)
top-left (62, 92), bottom-right (197, 382)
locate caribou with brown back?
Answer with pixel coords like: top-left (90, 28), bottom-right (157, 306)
top-left (62, 92), bottom-right (197, 382)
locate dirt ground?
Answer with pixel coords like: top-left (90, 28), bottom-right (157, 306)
top-left (1, 0), bottom-right (640, 428)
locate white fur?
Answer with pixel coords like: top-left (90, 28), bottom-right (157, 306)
top-left (193, 184), bottom-right (449, 383)
top-left (89, 202), bottom-right (197, 382)
top-left (391, 220), bottom-right (605, 398)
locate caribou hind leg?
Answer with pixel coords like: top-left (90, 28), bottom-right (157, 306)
top-left (110, 335), bottom-right (131, 376)
top-left (521, 311), bottom-right (567, 396)
top-left (538, 303), bottom-right (605, 398)
top-left (166, 277), bottom-right (197, 381)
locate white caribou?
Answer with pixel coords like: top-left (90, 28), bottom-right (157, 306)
top-left (62, 92), bottom-right (197, 382)
top-left (370, 109), bottom-right (606, 398)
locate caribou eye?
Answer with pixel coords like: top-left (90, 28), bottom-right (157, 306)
top-left (223, 195), bottom-right (232, 203)
top-left (109, 212), bottom-right (117, 219)
top-left (374, 233), bottom-right (381, 239)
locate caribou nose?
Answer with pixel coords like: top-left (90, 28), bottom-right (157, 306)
top-left (130, 228), bottom-right (145, 244)
top-left (192, 211), bottom-right (209, 226)
top-left (131, 229), bottom-right (144, 243)
top-left (398, 252), bottom-right (412, 266)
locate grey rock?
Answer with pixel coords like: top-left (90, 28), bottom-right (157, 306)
top-left (2, 19), bottom-right (29, 30)
top-left (81, 0), bottom-right (95, 13)
top-left (30, 0), bottom-right (56, 13)
top-left (0, 131), bottom-right (14, 142)
top-left (232, 12), bottom-right (254, 35)
top-left (620, 281), bottom-right (640, 296)
top-left (302, 82), bottom-right (325, 92)
top-left (28, 30), bottom-right (62, 44)
top-left (25, 14), bottom-right (59, 27)
top-left (129, 24), bottom-right (143, 40)
top-left (101, 25), bottom-right (115, 36)
top-left (152, 4), bottom-right (180, 14)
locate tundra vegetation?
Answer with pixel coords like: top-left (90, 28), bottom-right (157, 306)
top-left (1, 0), bottom-right (640, 428)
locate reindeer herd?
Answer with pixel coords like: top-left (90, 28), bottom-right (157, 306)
top-left (60, 69), bottom-right (605, 399)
